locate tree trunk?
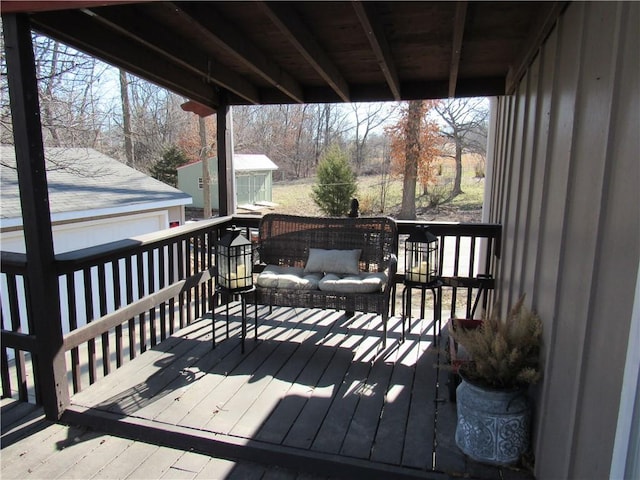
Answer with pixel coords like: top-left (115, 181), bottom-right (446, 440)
top-left (399, 101), bottom-right (423, 220)
top-left (452, 138), bottom-right (464, 196)
top-left (42, 41), bottom-right (61, 146)
top-left (199, 116), bottom-right (211, 219)
top-left (119, 69), bottom-right (134, 167)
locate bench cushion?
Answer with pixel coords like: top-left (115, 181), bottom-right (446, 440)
top-left (256, 265), bottom-right (323, 290)
top-left (318, 272), bottom-right (388, 294)
top-left (303, 248), bottom-right (362, 275)
top-left (257, 265), bottom-right (387, 294)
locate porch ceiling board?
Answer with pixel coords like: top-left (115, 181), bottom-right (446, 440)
top-left (80, 4), bottom-right (262, 104)
top-left (29, 8), bottom-right (220, 107)
top-left (3, 1), bottom-right (562, 108)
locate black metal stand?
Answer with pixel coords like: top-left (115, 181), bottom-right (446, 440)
top-left (213, 285), bottom-right (258, 353)
top-left (401, 279), bottom-right (443, 342)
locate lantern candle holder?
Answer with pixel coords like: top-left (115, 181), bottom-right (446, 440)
top-left (404, 225), bottom-right (439, 285)
top-left (213, 225), bottom-right (257, 353)
top-left (401, 225), bottom-right (442, 341)
top-left (216, 225), bottom-right (253, 293)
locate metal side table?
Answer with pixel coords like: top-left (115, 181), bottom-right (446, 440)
top-left (401, 279), bottom-right (443, 342)
top-left (213, 285), bottom-right (258, 353)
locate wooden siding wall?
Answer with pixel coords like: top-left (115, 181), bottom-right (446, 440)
top-left (486, 2), bottom-right (639, 478)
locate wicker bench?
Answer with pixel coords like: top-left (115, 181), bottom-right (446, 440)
top-left (254, 214), bottom-right (398, 347)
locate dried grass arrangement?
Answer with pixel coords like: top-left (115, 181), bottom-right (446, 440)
top-left (450, 295), bottom-right (543, 389)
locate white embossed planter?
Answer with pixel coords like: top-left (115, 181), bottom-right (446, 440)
top-left (455, 377), bottom-right (530, 465)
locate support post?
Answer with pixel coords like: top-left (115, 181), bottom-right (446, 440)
top-left (216, 93), bottom-right (235, 215)
top-left (2, 13), bottom-right (70, 418)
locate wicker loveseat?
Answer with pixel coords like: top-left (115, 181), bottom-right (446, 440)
top-left (254, 214), bottom-right (398, 347)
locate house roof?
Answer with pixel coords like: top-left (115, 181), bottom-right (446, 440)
top-left (0, 146), bottom-right (192, 229)
top-left (234, 154), bottom-right (278, 172)
top-left (177, 154), bottom-right (278, 172)
top-left (2, 1), bottom-right (566, 108)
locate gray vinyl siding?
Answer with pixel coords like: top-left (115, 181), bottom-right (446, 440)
top-left (486, 2), bottom-right (639, 478)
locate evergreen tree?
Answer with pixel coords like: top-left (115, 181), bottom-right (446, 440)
top-left (311, 145), bottom-right (357, 216)
top-left (150, 145), bottom-right (189, 187)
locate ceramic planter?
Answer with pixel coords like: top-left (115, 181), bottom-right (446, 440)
top-left (455, 376), bottom-right (530, 465)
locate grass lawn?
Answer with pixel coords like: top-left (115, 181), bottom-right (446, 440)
top-left (271, 154), bottom-right (485, 222)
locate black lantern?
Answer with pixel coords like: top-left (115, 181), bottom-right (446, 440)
top-left (216, 226), bottom-right (253, 292)
top-left (405, 226), bottom-right (439, 285)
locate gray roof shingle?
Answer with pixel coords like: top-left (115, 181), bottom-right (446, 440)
top-left (1, 146), bottom-right (191, 227)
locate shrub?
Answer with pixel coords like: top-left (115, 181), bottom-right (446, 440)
top-left (426, 182), bottom-right (451, 208)
top-left (311, 145), bottom-right (357, 216)
top-left (150, 145), bottom-right (189, 187)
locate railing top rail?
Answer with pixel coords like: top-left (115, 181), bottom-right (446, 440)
top-left (1, 216), bottom-right (499, 275)
top-left (394, 220), bottom-right (501, 237)
top-left (1, 251), bottom-right (27, 273)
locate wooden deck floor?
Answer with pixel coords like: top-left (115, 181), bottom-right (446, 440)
top-left (1, 304), bottom-right (535, 480)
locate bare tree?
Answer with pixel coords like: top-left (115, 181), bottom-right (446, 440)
top-left (1, 32), bottom-right (115, 152)
top-left (32, 36), bottom-right (109, 148)
top-left (349, 102), bottom-right (397, 172)
top-left (118, 77), bottom-right (189, 172)
top-left (434, 98), bottom-right (489, 197)
top-left (199, 115), bottom-right (212, 218)
top-left (232, 104), bottom-right (348, 180)
top-left (119, 69), bottom-right (134, 166)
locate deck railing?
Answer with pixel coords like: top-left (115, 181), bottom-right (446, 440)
top-left (0, 215), bottom-right (500, 411)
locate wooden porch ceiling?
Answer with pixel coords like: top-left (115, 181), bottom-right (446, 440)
top-left (3, 1), bottom-right (566, 109)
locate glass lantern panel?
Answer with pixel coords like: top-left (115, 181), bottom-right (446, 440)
top-left (405, 238), bottom-right (438, 284)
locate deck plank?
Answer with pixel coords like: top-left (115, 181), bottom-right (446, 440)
top-left (369, 319), bottom-right (426, 465)
top-left (338, 354), bottom-right (393, 460)
top-left (16, 428), bottom-right (105, 478)
top-left (401, 317), bottom-right (440, 471)
top-left (255, 311), bottom-right (369, 445)
top-left (2, 306), bottom-right (535, 480)
top-left (310, 315), bottom-right (407, 457)
top-left (94, 440), bottom-right (161, 479)
top-left (53, 434), bottom-right (134, 479)
top-left (206, 339), bottom-right (301, 434)
top-left (71, 319), bottom-right (211, 407)
top-left (1, 423), bottom-right (87, 479)
top-left (281, 312), bottom-right (375, 450)
top-left (255, 338), bottom-right (338, 445)
top-left (135, 304), bottom-right (275, 426)
top-left (229, 311), bottom-right (339, 439)
top-left (193, 457), bottom-right (238, 479)
top-left (131, 314), bottom-right (246, 423)
top-left (125, 444), bottom-right (186, 479)
top-left (432, 325), bottom-right (466, 475)
top-left (310, 356), bottom-right (371, 455)
top-left (173, 308), bottom-right (320, 431)
top-left (159, 450), bottom-right (212, 479)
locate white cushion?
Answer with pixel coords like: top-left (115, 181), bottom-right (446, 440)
top-left (256, 265), bottom-right (322, 290)
top-left (318, 272), bottom-right (388, 294)
top-left (303, 248), bottom-right (362, 275)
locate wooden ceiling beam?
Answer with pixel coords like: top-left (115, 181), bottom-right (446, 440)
top-left (172, 2), bottom-right (305, 104)
top-left (506, 1), bottom-right (568, 94)
top-left (448, 1), bottom-right (468, 98)
top-left (256, 76), bottom-right (505, 104)
top-left (30, 10), bottom-right (220, 108)
top-left (84, 6), bottom-right (261, 105)
top-left (258, 1), bottom-right (351, 103)
top-left (352, 1), bottom-right (400, 101)
top-left (1, 1), bottom-right (144, 14)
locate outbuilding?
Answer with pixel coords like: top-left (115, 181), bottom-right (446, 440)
top-left (177, 153), bottom-right (278, 212)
